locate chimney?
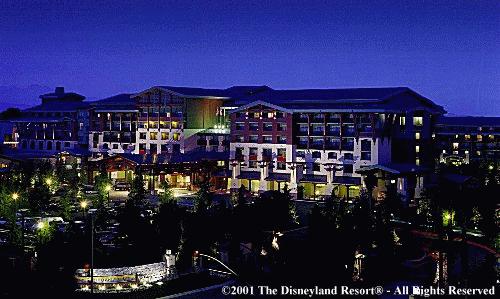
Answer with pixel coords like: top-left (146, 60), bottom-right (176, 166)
top-left (55, 87), bottom-right (65, 94)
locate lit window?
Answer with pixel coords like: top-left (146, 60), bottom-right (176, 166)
top-left (453, 151), bottom-right (458, 155)
top-left (477, 135), bottom-right (482, 142)
top-left (476, 150), bottom-right (481, 156)
top-left (173, 133), bottom-right (180, 141)
top-left (161, 132), bottom-right (169, 140)
top-left (465, 134), bottom-right (470, 140)
top-left (452, 142), bottom-right (459, 150)
top-left (415, 132), bottom-right (420, 140)
top-left (217, 161), bottom-right (225, 167)
top-left (399, 116), bottom-right (406, 126)
top-left (465, 150), bottom-right (469, 154)
top-left (455, 134), bottom-right (459, 139)
top-left (442, 149), bottom-right (446, 154)
top-left (415, 145), bottom-right (420, 153)
top-left (150, 132), bottom-right (157, 140)
top-left (488, 135), bottom-right (494, 140)
top-left (415, 158), bottom-right (420, 166)
top-left (267, 112), bottom-right (273, 118)
top-left (413, 116), bottom-right (423, 126)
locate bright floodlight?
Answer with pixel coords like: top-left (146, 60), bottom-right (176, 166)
top-left (37, 221), bottom-right (45, 229)
top-left (80, 200), bottom-right (88, 209)
top-left (105, 185), bottom-right (112, 192)
top-left (12, 193), bottom-right (19, 200)
top-left (45, 178), bottom-right (53, 185)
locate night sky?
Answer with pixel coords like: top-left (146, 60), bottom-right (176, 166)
top-left (0, 0), bottom-right (498, 116)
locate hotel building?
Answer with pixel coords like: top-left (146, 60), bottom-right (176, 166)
top-left (226, 87), bottom-right (445, 200)
top-left (14, 87), bottom-right (89, 153)
top-left (435, 116), bottom-right (500, 166)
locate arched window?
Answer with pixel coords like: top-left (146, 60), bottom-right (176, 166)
top-left (47, 141), bottom-right (53, 150)
top-left (56, 141), bottom-right (61, 150)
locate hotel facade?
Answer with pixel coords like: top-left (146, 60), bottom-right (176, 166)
top-left (9, 85), bottom-right (499, 201)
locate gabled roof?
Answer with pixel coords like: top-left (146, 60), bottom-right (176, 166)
top-left (228, 87), bottom-right (445, 114)
top-left (24, 101), bottom-right (90, 112)
top-left (13, 116), bottom-right (73, 123)
top-left (437, 116), bottom-right (500, 127)
top-left (90, 94), bottom-right (137, 112)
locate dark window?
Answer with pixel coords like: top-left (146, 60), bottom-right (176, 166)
top-left (312, 151), bottom-right (321, 159)
top-left (113, 144), bottom-right (118, 149)
top-left (263, 123), bottom-right (273, 131)
top-left (249, 122), bottom-right (258, 131)
top-left (361, 139), bottom-right (371, 151)
top-left (262, 148), bottom-right (272, 159)
top-left (328, 152), bottom-right (337, 159)
top-left (298, 124), bottom-right (308, 134)
top-left (140, 132), bottom-right (147, 139)
top-left (64, 142), bottom-right (70, 148)
top-left (249, 135), bottom-right (258, 143)
top-left (296, 151), bottom-right (305, 158)
top-left (277, 136), bottom-right (287, 144)
top-left (235, 123), bottom-right (245, 130)
top-left (277, 123), bottom-right (287, 131)
top-left (343, 164), bottom-right (353, 174)
top-left (47, 141), bottom-right (52, 150)
top-left (313, 163), bottom-right (321, 172)
top-left (56, 142), bottom-right (61, 150)
top-left (344, 153), bottom-right (354, 160)
top-left (361, 152), bottom-right (371, 160)
top-left (276, 111), bottom-right (284, 118)
top-left (102, 143), bottom-right (109, 150)
top-left (235, 147), bottom-right (244, 160)
top-left (38, 141), bottom-right (44, 150)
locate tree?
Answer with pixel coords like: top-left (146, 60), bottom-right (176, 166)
top-left (159, 180), bottom-right (174, 205)
top-left (283, 184), bottom-right (298, 224)
top-left (194, 180), bottom-right (212, 213)
top-left (94, 170), bottom-right (112, 207)
top-left (128, 168), bottom-right (146, 207)
top-left (0, 107), bottom-right (21, 120)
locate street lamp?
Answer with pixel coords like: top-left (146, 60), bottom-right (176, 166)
top-left (12, 192), bottom-right (19, 215)
top-left (105, 185), bottom-right (112, 204)
top-left (18, 208), bottom-right (28, 258)
top-left (87, 208), bottom-right (97, 294)
top-left (80, 200), bottom-right (88, 218)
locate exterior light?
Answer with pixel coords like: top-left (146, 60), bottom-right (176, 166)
top-left (45, 178), bottom-right (53, 186)
top-left (37, 221), bottom-right (46, 230)
top-left (105, 185), bottom-right (112, 192)
top-left (130, 284), bottom-right (138, 289)
top-left (488, 165), bottom-right (494, 170)
top-left (80, 200), bottom-right (88, 209)
top-left (12, 193), bottom-right (19, 201)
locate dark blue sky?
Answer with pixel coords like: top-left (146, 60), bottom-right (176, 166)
top-left (1, 0), bottom-right (498, 115)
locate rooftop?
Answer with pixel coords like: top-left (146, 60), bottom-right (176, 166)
top-left (437, 116), bottom-right (500, 127)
